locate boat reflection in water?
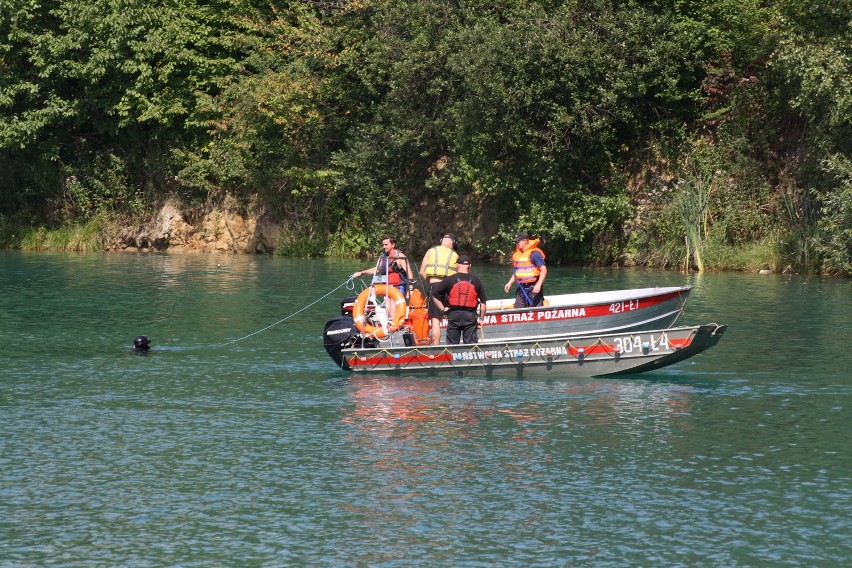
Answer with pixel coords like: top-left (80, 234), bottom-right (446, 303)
top-left (337, 374), bottom-right (701, 547)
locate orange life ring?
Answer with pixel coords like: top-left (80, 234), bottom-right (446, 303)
top-left (352, 284), bottom-right (407, 339)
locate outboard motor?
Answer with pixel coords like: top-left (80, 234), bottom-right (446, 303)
top-left (323, 317), bottom-right (359, 370)
top-left (323, 316), bottom-right (381, 370)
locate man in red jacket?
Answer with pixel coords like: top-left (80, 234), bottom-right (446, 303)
top-left (430, 255), bottom-right (487, 344)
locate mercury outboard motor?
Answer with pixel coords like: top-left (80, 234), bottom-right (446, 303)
top-left (324, 316), bottom-right (381, 369)
top-left (323, 317), bottom-right (359, 370)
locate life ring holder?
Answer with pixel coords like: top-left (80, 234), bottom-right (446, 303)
top-left (352, 284), bottom-right (407, 339)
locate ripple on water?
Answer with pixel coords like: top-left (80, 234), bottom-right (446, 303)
top-left (2, 255), bottom-right (850, 565)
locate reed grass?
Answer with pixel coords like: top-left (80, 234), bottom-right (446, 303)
top-left (781, 188), bottom-right (820, 273)
top-left (674, 173), bottom-right (710, 272)
top-left (19, 218), bottom-right (111, 252)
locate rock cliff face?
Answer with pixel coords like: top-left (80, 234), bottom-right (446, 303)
top-left (110, 202), bottom-right (280, 254)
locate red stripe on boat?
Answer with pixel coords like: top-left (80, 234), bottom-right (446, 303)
top-left (348, 352), bottom-right (455, 367)
top-left (567, 343), bottom-right (618, 355)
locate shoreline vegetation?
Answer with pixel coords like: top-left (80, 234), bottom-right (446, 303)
top-left (0, 202), bottom-right (831, 276)
top-left (1, 1), bottom-right (849, 276)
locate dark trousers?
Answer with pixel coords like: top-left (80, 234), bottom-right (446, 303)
top-left (514, 283), bottom-right (544, 308)
top-left (446, 309), bottom-right (479, 344)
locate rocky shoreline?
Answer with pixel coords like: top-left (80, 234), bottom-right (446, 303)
top-left (109, 202), bottom-right (281, 254)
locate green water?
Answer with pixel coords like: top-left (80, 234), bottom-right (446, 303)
top-left (1, 251), bottom-right (850, 566)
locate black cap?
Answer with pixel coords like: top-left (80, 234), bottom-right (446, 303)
top-left (515, 232), bottom-right (530, 243)
top-left (457, 254), bottom-right (471, 265)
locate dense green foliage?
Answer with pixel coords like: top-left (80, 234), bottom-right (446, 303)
top-left (1, 0), bottom-right (849, 274)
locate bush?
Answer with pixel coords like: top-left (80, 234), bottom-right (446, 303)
top-left (816, 155), bottom-right (852, 275)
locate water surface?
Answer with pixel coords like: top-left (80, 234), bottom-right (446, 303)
top-left (1, 252), bottom-right (849, 566)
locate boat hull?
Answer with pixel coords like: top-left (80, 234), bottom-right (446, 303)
top-left (339, 323), bottom-right (727, 378)
top-left (464, 285), bottom-right (691, 342)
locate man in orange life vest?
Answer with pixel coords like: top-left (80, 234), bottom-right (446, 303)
top-left (503, 232), bottom-right (547, 308)
top-left (353, 236), bottom-right (409, 295)
top-left (430, 255), bottom-right (487, 344)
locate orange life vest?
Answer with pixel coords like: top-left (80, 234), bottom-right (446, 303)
top-left (512, 239), bottom-right (545, 284)
top-left (448, 278), bottom-right (479, 308)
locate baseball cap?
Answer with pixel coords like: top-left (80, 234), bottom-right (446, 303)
top-left (457, 254), bottom-right (471, 265)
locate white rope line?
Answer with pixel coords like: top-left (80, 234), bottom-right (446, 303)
top-left (217, 277), bottom-right (356, 347)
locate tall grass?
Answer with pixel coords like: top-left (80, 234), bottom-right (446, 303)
top-left (674, 172), bottom-right (711, 272)
top-left (780, 186), bottom-right (820, 273)
top-left (19, 218), bottom-right (111, 252)
top-left (702, 234), bottom-right (782, 272)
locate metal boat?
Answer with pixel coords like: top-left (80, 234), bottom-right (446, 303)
top-left (477, 285), bottom-right (691, 341)
top-left (329, 284), bottom-right (691, 345)
top-left (322, 283), bottom-right (721, 376)
top-left (329, 323), bottom-right (727, 378)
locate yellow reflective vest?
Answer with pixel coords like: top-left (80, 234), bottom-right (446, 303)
top-left (422, 245), bottom-right (458, 278)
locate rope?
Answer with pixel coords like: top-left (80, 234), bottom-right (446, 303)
top-left (216, 276), bottom-right (356, 347)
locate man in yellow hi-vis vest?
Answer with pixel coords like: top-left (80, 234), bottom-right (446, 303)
top-left (419, 233), bottom-right (459, 344)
